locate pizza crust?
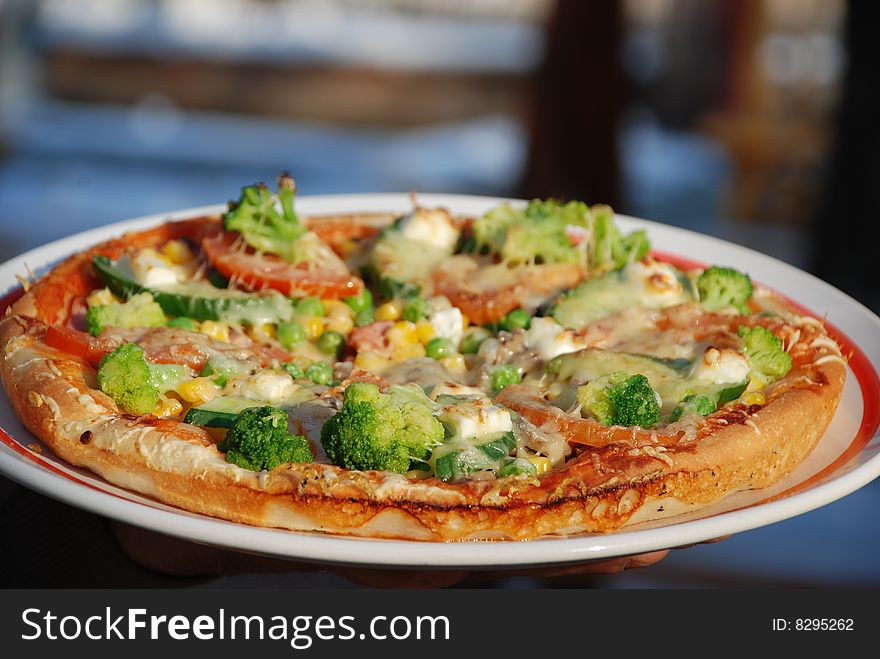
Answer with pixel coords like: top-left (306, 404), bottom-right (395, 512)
top-left (0, 216), bottom-right (848, 541)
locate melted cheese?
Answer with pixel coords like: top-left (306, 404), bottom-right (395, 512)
top-left (371, 232), bottom-right (450, 287)
top-left (438, 398), bottom-right (512, 440)
top-left (553, 258), bottom-right (690, 329)
top-left (430, 307), bottom-right (464, 346)
top-left (398, 208), bottom-right (459, 250)
top-left (229, 370), bottom-right (300, 403)
top-left (429, 381), bottom-right (485, 400)
top-left (597, 307), bottom-right (697, 361)
top-left (131, 249), bottom-right (181, 287)
top-left (524, 317), bottom-right (587, 360)
top-left (689, 347), bottom-right (750, 384)
top-left (626, 259), bottom-right (686, 306)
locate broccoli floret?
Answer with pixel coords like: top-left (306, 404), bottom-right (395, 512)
top-left (218, 406), bottom-right (312, 471)
top-left (96, 343), bottom-right (189, 414)
top-left (738, 325), bottom-right (792, 381)
top-left (468, 203), bottom-right (520, 255)
top-left (577, 372), bottom-right (661, 428)
top-left (470, 200), bottom-right (649, 269)
top-left (590, 205), bottom-right (650, 270)
top-left (471, 199), bottom-right (591, 266)
top-left (320, 382), bottom-right (444, 473)
top-left (613, 230), bottom-right (650, 267)
top-left (86, 292), bottom-right (166, 337)
top-left (96, 343), bottom-right (155, 414)
top-left (697, 266), bottom-right (753, 313)
top-left (223, 173), bottom-right (308, 261)
top-left (502, 223), bottom-right (585, 266)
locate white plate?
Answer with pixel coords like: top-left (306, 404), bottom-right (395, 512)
top-left (1, 193), bottom-right (879, 569)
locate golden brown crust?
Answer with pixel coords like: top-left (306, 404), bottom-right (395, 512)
top-left (0, 216), bottom-right (848, 541)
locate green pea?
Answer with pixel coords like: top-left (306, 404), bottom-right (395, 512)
top-left (277, 321), bottom-right (308, 349)
top-left (402, 296), bottom-right (431, 322)
top-left (491, 365), bottom-right (521, 392)
top-left (305, 361), bottom-right (333, 386)
top-left (460, 327), bottom-right (491, 354)
top-left (167, 317), bottom-right (197, 330)
top-left (425, 337), bottom-right (454, 360)
top-left (282, 362), bottom-right (304, 379)
top-left (343, 288), bottom-right (373, 313)
top-left (502, 308), bottom-right (531, 331)
top-left (199, 357), bottom-right (241, 388)
top-left (205, 373), bottom-right (227, 388)
top-left (296, 297), bottom-right (325, 317)
top-left (317, 330), bottom-right (346, 357)
top-left (355, 307), bottom-right (375, 327)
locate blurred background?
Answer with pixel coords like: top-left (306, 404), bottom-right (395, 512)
top-left (1, 0), bottom-right (878, 588)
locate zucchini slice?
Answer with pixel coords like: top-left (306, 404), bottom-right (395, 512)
top-left (183, 396), bottom-right (261, 428)
top-left (92, 255), bottom-right (296, 324)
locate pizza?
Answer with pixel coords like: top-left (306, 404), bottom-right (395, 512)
top-left (0, 175), bottom-right (847, 541)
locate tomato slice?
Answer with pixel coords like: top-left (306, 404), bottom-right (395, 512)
top-left (202, 233), bottom-right (363, 299)
top-left (433, 277), bottom-right (520, 327)
top-left (45, 325), bottom-right (112, 367)
top-left (432, 262), bottom-right (583, 326)
top-left (496, 384), bottom-right (683, 448)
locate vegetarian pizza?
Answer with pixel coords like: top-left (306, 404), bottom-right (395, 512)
top-left (0, 175), bottom-right (847, 541)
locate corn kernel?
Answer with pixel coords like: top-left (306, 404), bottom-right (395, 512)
top-left (392, 343), bottom-right (426, 361)
top-left (460, 314), bottom-right (470, 329)
top-left (139, 246), bottom-right (173, 266)
top-left (176, 377), bottom-right (221, 404)
top-left (355, 351), bottom-right (391, 372)
top-left (415, 319), bottom-right (435, 344)
top-left (439, 354), bottom-right (467, 375)
top-left (325, 314), bottom-right (354, 336)
top-left (740, 391), bottom-right (766, 406)
top-left (527, 456), bottom-right (552, 475)
top-left (337, 240), bottom-right (359, 259)
top-left (161, 239), bottom-right (194, 265)
top-left (153, 395), bottom-right (184, 418)
top-left (302, 316), bottom-right (325, 339)
top-left (246, 323), bottom-right (277, 341)
top-left (325, 299), bottom-right (355, 319)
top-left (745, 375), bottom-right (767, 392)
top-left (388, 321), bottom-right (419, 346)
top-left (86, 287), bottom-right (118, 308)
top-left (200, 320), bottom-right (229, 342)
top-left (375, 301), bottom-right (402, 322)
